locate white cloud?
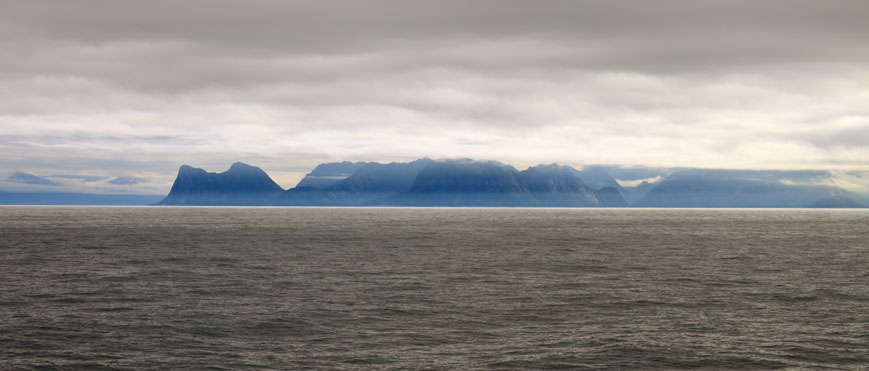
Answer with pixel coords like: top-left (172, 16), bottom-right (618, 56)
top-left (617, 177), bottom-right (663, 188)
top-left (0, 1), bottom-right (867, 194)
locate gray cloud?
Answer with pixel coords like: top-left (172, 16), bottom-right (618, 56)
top-left (4, 1), bottom-right (868, 91)
top-left (0, 1), bottom-right (867, 194)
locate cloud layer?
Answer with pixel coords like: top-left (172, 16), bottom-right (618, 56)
top-left (1, 1), bottom-right (868, 193)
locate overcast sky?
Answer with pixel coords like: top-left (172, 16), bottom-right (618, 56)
top-left (1, 0), bottom-right (868, 194)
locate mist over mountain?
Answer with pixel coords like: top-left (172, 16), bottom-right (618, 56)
top-left (385, 161), bottom-right (626, 207)
top-left (294, 161), bottom-right (372, 189)
top-left (575, 166), bottom-right (623, 192)
top-left (635, 170), bottom-right (861, 208)
top-left (810, 195), bottom-right (863, 209)
top-left (330, 159), bottom-right (432, 193)
top-left (410, 160), bottom-right (520, 192)
top-left (520, 164), bottom-right (611, 206)
top-left (148, 159), bottom-right (862, 208)
top-left (620, 181), bottom-right (658, 205)
top-left (281, 159), bottom-right (431, 206)
top-left (385, 160), bottom-right (528, 206)
top-left (594, 187), bottom-right (629, 208)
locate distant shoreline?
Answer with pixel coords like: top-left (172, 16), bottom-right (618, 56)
top-left (2, 204), bottom-right (866, 210)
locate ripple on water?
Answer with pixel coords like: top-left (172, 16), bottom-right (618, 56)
top-left (0, 207), bottom-right (867, 370)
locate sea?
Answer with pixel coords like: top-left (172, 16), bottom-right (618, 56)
top-left (0, 206), bottom-right (866, 370)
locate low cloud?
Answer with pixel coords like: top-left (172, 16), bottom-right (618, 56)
top-left (617, 176), bottom-right (663, 188)
top-left (7, 171), bottom-right (61, 186)
top-left (51, 174), bottom-right (108, 183)
top-left (108, 176), bottom-right (148, 185)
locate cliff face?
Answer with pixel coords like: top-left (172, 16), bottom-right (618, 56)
top-left (157, 162), bottom-right (284, 205)
top-left (383, 160), bottom-right (615, 207)
top-left (380, 160), bottom-right (524, 206)
top-left (520, 164), bottom-right (587, 193)
top-left (594, 187), bottom-right (629, 207)
top-left (518, 164), bottom-right (602, 207)
top-left (409, 160), bottom-right (523, 193)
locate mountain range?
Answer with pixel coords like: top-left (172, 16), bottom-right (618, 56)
top-left (156, 159), bottom-right (863, 208)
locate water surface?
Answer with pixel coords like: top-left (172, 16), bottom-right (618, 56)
top-left (1, 207), bottom-right (866, 369)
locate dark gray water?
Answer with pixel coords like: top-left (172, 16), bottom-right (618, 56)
top-left (1, 207), bottom-right (867, 370)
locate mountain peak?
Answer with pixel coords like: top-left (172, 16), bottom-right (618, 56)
top-left (176, 165), bottom-right (207, 179)
top-left (526, 163), bottom-right (573, 172)
top-left (228, 162), bottom-right (258, 171)
top-left (159, 162), bottom-right (283, 205)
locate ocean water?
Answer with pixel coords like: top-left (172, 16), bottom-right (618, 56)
top-left (0, 207), bottom-right (866, 370)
